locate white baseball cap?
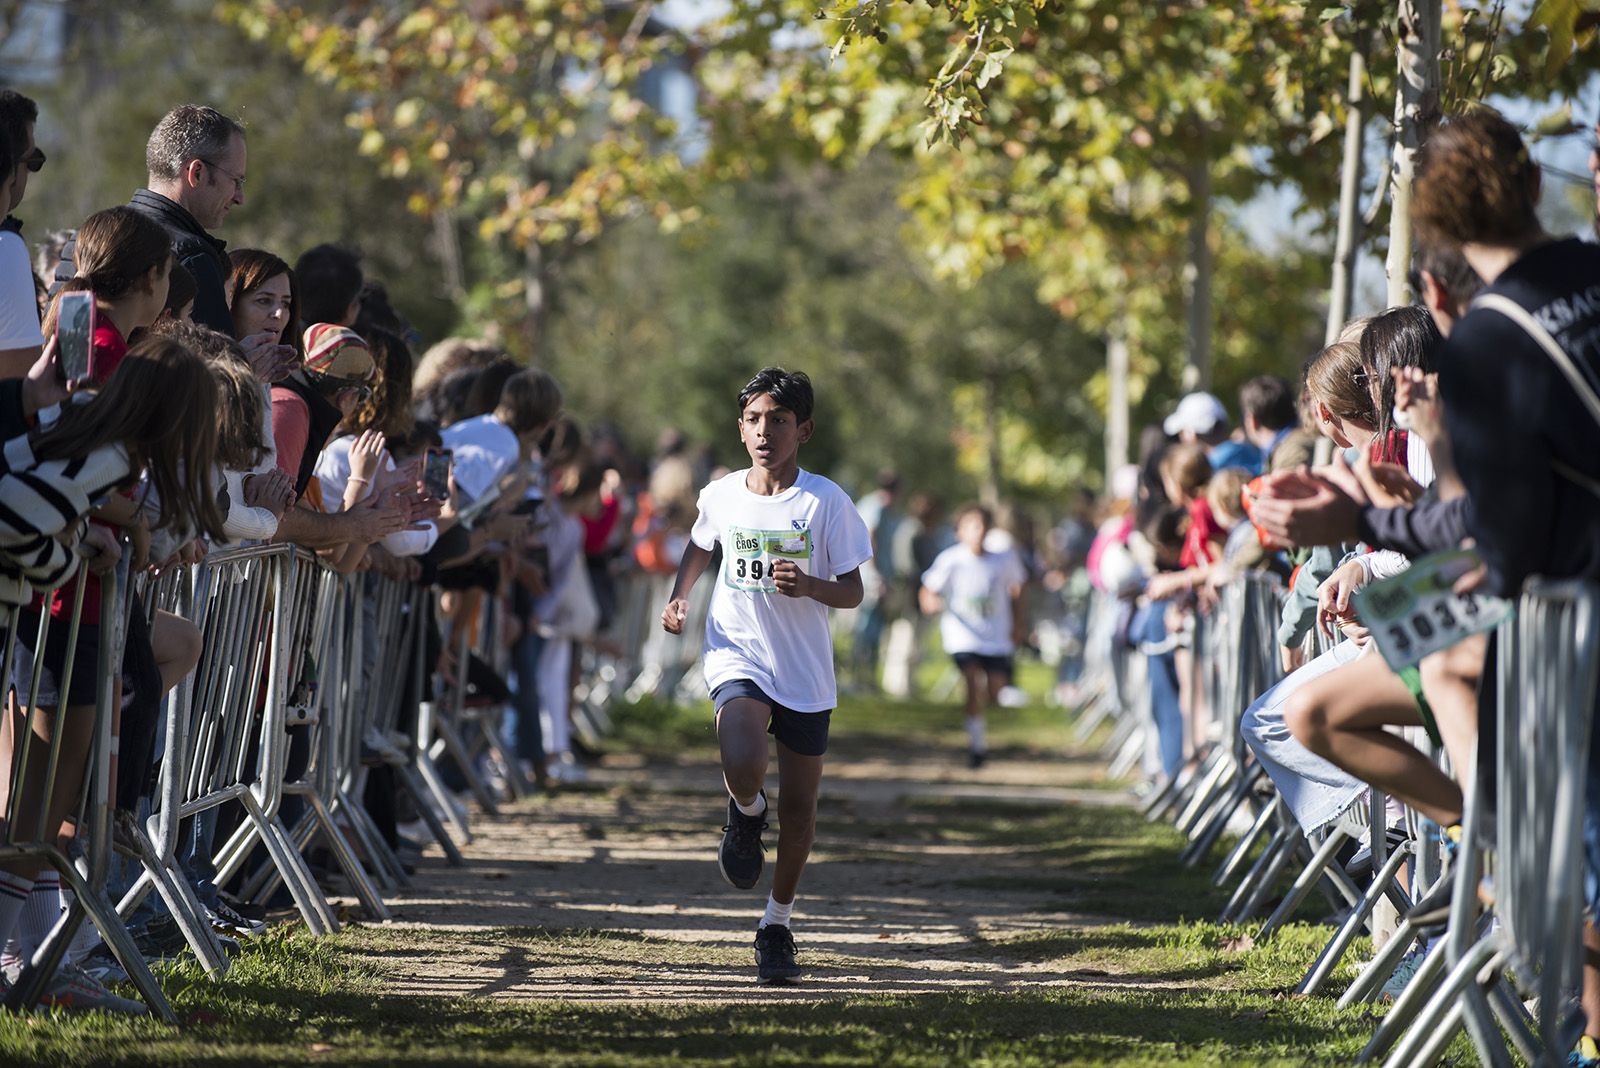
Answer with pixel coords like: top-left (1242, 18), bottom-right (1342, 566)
top-left (1162, 392), bottom-right (1229, 437)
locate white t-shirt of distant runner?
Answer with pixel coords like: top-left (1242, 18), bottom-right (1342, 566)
top-left (690, 468), bottom-right (872, 713)
top-left (921, 544), bottom-right (1028, 657)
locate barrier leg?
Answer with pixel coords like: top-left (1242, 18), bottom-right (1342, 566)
top-left (1182, 766), bottom-right (1259, 868)
top-left (303, 791), bottom-right (390, 921)
top-left (1375, 938), bottom-right (1500, 1068)
top-left (1221, 820), bottom-right (1297, 923)
top-left (1214, 794), bottom-right (1278, 888)
top-left (336, 787), bottom-right (410, 891)
top-left (1257, 826), bottom-right (1353, 940)
top-left (1234, 828), bottom-right (1309, 925)
top-left (120, 821), bottom-right (230, 977)
top-left (414, 726), bottom-right (473, 844)
top-left (397, 762), bottom-right (464, 866)
top-left (1356, 934), bottom-right (1458, 1061)
top-left (8, 858), bottom-right (176, 1022)
top-left (1300, 843), bottom-right (1411, 995)
top-left (236, 792), bottom-right (336, 935)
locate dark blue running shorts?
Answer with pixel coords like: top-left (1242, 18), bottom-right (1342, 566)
top-left (710, 679), bottom-right (832, 757)
top-left (952, 651), bottom-right (1014, 677)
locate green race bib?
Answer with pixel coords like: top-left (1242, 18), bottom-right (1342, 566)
top-left (725, 525), bottom-right (812, 594)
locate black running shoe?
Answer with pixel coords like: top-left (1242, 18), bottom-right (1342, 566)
top-left (718, 793), bottom-right (767, 890)
top-left (754, 923), bottom-right (802, 984)
top-left (968, 749), bottom-right (987, 770)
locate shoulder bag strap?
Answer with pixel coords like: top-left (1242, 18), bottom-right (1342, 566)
top-left (1475, 293), bottom-right (1600, 500)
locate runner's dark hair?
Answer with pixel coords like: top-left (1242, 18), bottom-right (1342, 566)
top-left (738, 367), bottom-right (814, 423)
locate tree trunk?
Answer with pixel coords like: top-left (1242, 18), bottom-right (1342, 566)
top-left (1326, 47), bottom-right (1367, 345)
top-left (1371, 0), bottom-right (1440, 951)
top-left (1105, 319), bottom-right (1130, 488)
top-left (1182, 158), bottom-right (1213, 393)
top-left (1385, 0), bottom-right (1441, 309)
top-left (523, 240), bottom-right (547, 357)
top-left (982, 368), bottom-right (1002, 507)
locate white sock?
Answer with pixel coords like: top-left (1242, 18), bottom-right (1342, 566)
top-left (0, 871), bottom-right (36, 966)
top-left (9, 870), bottom-right (60, 963)
top-left (966, 717), bottom-right (987, 753)
top-left (735, 792), bottom-right (767, 818)
top-left (760, 894), bottom-right (793, 930)
top-left (59, 884), bottom-right (101, 964)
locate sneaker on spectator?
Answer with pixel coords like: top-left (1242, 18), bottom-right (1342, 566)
top-left (219, 892), bottom-right (268, 923)
top-left (1, 959), bottom-right (147, 1015)
top-left (75, 944), bottom-right (130, 986)
top-left (1378, 946), bottom-right (1429, 1002)
top-left (207, 900), bottom-right (266, 937)
top-left (131, 914), bottom-right (189, 961)
top-left (1345, 826), bottom-right (1411, 882)
top-left (549, 754), bottom-right (588, 784)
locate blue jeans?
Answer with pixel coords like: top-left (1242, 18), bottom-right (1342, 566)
top-left (511, 627), bottom-right (545, 764)
top-left (1135, 601), bottom-right (1184, 778)
top-left (178, 809), bottom-right (221, 909)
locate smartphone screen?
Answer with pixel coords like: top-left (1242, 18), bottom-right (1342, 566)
top-left (56, 291), bottom-right (95, 382)
top-left (424, 448), bottom-right (453, 500)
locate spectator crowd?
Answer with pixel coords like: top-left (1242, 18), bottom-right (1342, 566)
top-left (1, 84), bottom-right (1598, 1064)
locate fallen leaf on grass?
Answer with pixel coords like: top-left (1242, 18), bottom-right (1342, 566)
top-left (1220, 934), bottom-right (1255, 953)
top-left (309, 1044), bottom-right (336, 1055)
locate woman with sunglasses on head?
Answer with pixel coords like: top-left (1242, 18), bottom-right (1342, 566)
top-left (312, 326), bottom-right (445, 573)
top-left (268, 322), bottom-right (423, 557)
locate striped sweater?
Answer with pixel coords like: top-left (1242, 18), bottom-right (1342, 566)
top-left (0, 426), bottom-right (131, 607)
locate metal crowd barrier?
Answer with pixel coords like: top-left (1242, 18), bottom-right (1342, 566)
top-left (1368, 579), bottom-right (1600, 1068)
top-left (140, 545), bottom-right (339, 937)
top-left (0, 555), bottom-right (175, 1019)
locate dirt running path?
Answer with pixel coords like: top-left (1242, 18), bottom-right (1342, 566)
top-left (355, 732), bottom-right (1138, 1005)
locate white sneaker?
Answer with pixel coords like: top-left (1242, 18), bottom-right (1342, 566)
top-left (548, 755), bottom-right (588, 784)
top-left (997, 685), bottom-right (1029, 708)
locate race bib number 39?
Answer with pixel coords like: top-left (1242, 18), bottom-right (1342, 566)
top-left (1353, 549), bottom-right (1513, 672)
top-left (725, 525), bottom-right (812, 594)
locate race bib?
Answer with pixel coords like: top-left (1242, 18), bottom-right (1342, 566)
top-left (725, 525), bottom-right (812, 594)
top-left (1354, 549), bottom-right (1513, 672)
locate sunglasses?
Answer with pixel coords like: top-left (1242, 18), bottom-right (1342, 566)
top-left (306, 368), bottom-right (373, 403)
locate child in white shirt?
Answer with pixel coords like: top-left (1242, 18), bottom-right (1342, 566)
top-left (662, 368), bottom-right (870, 985)
top-left (920, 504), bottom-right (1027, 768)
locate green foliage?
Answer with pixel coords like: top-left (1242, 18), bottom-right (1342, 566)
top-left (218, 0), bottom-right (702, 341)
top-left (20, 2), bottom-right (461, 342)
top-left (543, 158), bottom-right (1111, 499)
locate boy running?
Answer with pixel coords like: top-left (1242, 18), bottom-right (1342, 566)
top-left (662, 368), bottom-right (870, 985)
top-left (919, 504), bottom-right (1028, 768)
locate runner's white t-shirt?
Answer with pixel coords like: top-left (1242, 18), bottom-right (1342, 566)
top-left (921, 544), bottom-right (1027, 656)
top-left (691, 469), bottom-right (872, 713)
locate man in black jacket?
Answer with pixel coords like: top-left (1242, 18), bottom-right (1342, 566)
top-left (56, 105), bottom-right (245, 335)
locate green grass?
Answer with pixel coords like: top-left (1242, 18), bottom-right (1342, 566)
top-left (0, 663), bottom-right (1434, 1065)
top-left (1, 922), bottom-right (1400, 1067)
top-left (605, 656), bottom-right (1080, 760)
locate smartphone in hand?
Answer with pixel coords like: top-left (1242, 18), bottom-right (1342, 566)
top-left (424, 448), bottom-right (453, 500)
top-left (56, 291), bottom-right (95, 382)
